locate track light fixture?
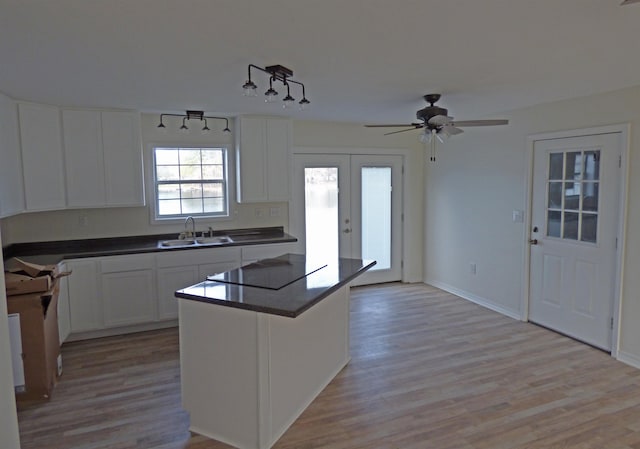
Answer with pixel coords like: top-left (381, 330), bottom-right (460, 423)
top-left (242, 64), bottom-right (310, 110)
top-left (157, 110), bottom-right (231, 134)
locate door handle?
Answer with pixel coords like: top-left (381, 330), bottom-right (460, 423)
top-left (343, 228), bottom-right (352, 234)
top-left (529, 239), bottom-right (538, 245)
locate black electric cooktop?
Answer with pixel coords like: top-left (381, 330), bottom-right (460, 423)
top-left (207, 253), bottom-right (327, 290)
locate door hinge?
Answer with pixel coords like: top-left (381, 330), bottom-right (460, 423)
top-left (615, 237), bottom-right (618, 250)
top-left (611, 317), bottom-right (614, 330)
top-left (401, 260), bottom-right (404, 268)
top-left (401, 213), bottom-right (404, 222)
top-left (619, 155), bottom-right (622, 168)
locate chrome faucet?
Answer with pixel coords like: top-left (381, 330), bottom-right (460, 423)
top-left (184, 216), bottom-right (196, 238)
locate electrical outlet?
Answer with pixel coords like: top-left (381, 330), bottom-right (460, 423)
top-left (470, 262), bottom-right (477, 275)
top-left (269, 207), bottom-right (280, 217)
top-left (255, 207), bottom-right (265, 218)
top-left (78, 215), bottom-right (89, 227)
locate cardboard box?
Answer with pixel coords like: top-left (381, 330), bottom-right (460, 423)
top-left (8, 257), bottom-right (60, 279)
top-left (7, 280), bottom-right (61, 403)
top-left (4, 272), bottom-right (53, 296)
top-left (4, 257), bottom-right (70, 296)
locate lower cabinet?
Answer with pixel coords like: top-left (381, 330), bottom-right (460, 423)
top-left (156, 266), bottom-right (198, 320)
top-left (62, 245), bottom-right (274, 339)
top-left (57, 261), bottom-right (71, 344)
top-left (66, 258), bottom-right (102, 333)
top-left (155, 247), bottom-right (242, 320)
top-left (241, 242), bottom-right (298, 264)
top-left (100, 254), bottom-right (155, 327)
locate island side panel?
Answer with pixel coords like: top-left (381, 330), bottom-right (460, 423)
top-left (266, 285), bottom-right (351, 445)
top-left (179, 298), bottom-right (260, 449)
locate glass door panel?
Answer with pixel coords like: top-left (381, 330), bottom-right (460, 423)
top-left (304, 167), bottom-right (339, 268)
top-left (361, 166), bottom-right (392, 270)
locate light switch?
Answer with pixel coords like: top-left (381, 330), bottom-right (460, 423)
top-left (512, 209), bottom-right (524, 223)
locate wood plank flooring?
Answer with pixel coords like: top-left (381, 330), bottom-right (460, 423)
top-left (17, 283), bottom-right (640, 449)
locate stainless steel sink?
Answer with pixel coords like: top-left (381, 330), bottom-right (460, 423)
top-left (160, 239), bottom-right (198, 247)
top-left (196, 236), bottom-right (232, 245)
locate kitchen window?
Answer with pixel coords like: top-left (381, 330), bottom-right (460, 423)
top-left (152, 147), bottom-right (229, 219)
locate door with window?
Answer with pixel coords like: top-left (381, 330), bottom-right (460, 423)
top-left (529, 133), bottom-right (621, 350)
top-left (292, 154), bottom-right (403, 286)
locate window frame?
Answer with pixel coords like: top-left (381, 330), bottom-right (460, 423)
top-left (147, 143), bottom-right (235, 224)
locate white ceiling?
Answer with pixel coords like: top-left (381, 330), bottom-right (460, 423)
top-left (1, 0), bottom-right (640, 125)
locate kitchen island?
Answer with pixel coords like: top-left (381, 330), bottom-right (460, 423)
top-left (175, 253), bottom-right (375, 449)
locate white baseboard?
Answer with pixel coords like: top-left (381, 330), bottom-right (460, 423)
top-left (616, 350), bottom-right (640, 369)
top-left (425, 279), bottom-right (523, 321)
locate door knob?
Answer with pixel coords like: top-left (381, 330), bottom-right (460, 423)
top-left (343, 228), bottom-right (352, 234)
top-left (529, 239), bottom-right (538, 245)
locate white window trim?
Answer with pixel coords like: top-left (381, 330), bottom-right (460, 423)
top-left (145, 142), bottom-right (236, 225)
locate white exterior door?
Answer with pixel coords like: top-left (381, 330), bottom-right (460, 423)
top-left (292, 154), bottom-right (403, 285)
top-left (529, 133), bottom-right (621, 350)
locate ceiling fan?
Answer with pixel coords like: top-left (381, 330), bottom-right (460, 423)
top-left (365, 94), bottom-right (509, 161)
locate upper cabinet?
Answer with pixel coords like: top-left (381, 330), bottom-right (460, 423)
top-left (0, 93), bottom-right (25, 217)
top-left (62, 109), bottom-right (144, 208)
top-left (235, 116), bottom-right (292, 203)
top-left (18, 103), bottom-right (67, 212)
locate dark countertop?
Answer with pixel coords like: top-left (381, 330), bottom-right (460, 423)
top-left (3, 227), bottom-right (297, 265)
top-left (175, 253), bottom-right (376, 318)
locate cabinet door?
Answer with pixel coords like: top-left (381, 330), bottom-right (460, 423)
top-left (57, 263), bottom-right (71, 344)
top-left (157, 266), bottom-right (198, 320)
top-left (18, 103), bottom-right (66, 211)
top-left (101, 111), bottom-right (144, 207)
top-left (0, 93), bottom-right (24, 217)
top-left (236, 117), bottom-right (267, 202)
top-left (265, 118), bottom-right (291, 201)
top-left (102, 269), bottom-right (155, 327)
top-left (198, 260), bottom-right (242, 279)
top-left (62, 110), bottom-right (106, 207)
top-left (236, 117), bottom-right (291, 203)
top-left (66, 259), bottom-right (103, 332)
top-left (241, 243), bottom-right (298, 264)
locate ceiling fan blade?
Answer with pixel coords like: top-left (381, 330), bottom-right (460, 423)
top-left (365, 123), bottom-right (423, 128)
top-left (384, 127), bottom-right (423, 136)
top-left (621, 0), bottom-right (640, 5)
top-left (428, 115), bottom-right (453, 126)
top-left (451, 119), bottom-right (509, 127)
top-left (442, 126), bottom-right (464, 136)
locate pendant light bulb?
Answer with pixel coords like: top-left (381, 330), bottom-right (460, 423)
top-left (242, 80), bottom-right (258, 97)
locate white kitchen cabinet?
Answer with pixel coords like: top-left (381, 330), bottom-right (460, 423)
top-left (101, 111), bottom-right (144, 207)
top-left (241, 242), bottom-right (298, 264)
top-left (100, 254), bottom-right (155, 327)
top-left (62, 109), bottom-right (144, 208)
top-left (62, 110), bottom-right (105, 207)
top-left (57, 261), bottom-right (71, 344)
top-left (66, 258), bottom-right (103, 332)
top-left (0, 93), bottom-right (25, 217)
top-left (155, 247), bottom-right (241, 320)
top-left (235, 116), bottom-right (292, 203)
top-left (18, 103), bottom-right (66, 211)
top-left (157, 266), bottom-right (198, 320)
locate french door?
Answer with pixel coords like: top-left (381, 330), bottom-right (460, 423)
top-left (292, 154), bottom-right (403, 286)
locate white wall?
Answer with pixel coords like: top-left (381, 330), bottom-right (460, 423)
top-left (0, 232), bottom-right (21, 449)
top-left (424, 84), bottom-right (640, 362)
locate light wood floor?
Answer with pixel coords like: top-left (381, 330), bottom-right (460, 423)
top-left (17, 283), bottom-right (640, 449)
